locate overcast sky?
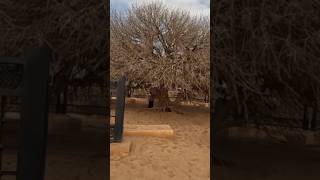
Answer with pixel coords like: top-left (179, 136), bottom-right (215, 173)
top-left (110, 0), bottom-right (210, 17)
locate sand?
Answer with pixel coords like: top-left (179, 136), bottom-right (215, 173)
top-left (0, 100), bottom-right (210, 180)
top-left (215, 139), bottom-right (320, 180)
top-left (110, 102), bottom-right (211, 180)
top-left (113, 98), bottom-right (320, 180)
top-left (1, 113), bottom-right (107, 180)
top-left (3, 98), bottom-right (320, 180)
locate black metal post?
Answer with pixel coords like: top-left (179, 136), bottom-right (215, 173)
top-left (113, 76), bottom-right (126, 142)
top-left (16, 46), bottom-right (50, 180)
top-left (311, 102), bottom-right (318, 130)
top-left (0, 96), bottom-right (6, 180)
top-left (303, 105), bottom-right (310, 130)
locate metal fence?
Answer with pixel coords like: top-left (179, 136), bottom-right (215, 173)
top-left (0, 46), bottom-right (50, 180)
top-left (3, 85), bottom-right (108, 115)
top-left (49, 86), bottom-right (107, 115)
top-left (214, 97), bottom-right (320, 131)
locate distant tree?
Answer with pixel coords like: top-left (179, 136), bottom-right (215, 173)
top-left (212, 0), bottom-right (320, 126)
top-left (0, 0), bottom-right (107, 113)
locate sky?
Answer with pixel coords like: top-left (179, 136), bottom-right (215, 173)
top-left (110, 0), bottom-right (210, 17)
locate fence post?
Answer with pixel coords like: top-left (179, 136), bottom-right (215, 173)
top-left (311, 102), bottom-right (318, 130)
top-left (113, 76), bottom-right (126, 142)
top-left (16, 46), bottom-right (50, 180)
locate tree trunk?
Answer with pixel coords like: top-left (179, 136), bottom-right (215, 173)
top-left (173, 92), bottom-right (184, 105)
top-left (183, 89), bottom-right (188, 101)
top-left (1, 96), bottom-right (7, 122)
top-left (55, 92), bottom-right (62, 113)
top-left (127, 87), bottom-right (132, 97)
top-left (149, 86), bottom-right (171, 112)
top-left (204, 93), bottom-right (209, 103)
top-left (55, 86), bottom-right (68, 114)
top-left (311, 101), bottom-right (318, 130)
top-left (303, 105), bottom-right (310, 130)
top-left (158, 87), bottom-right (171, 112)
top-left (148, 96), bottom-right (154, 108)
top-left (148, 88), bottom-right (156, 108)
top-left (74, 86), bottom-right (79, 99)
top-left (61, 86), bottom-right (68, 114)
top-left (127, 81), bottom-right (133, 97)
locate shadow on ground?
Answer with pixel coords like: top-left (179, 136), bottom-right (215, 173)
top-left (215, 138), bottom-right (320, 180)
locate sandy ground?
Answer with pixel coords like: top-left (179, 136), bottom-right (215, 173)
top-left (110, 102), bottom-right (211, 180)
top-left (44, 113), bottom-right (107, 180)
top-left (3, 98), bottom-right (318, 180)
top-left (114, 98), bottom-right (320, 180)
top-left (215, 139), bottom-right (320, 180)
top-left (1, 113), bottom-right (107, 180)
top-left (0, 99), bottom-right (210, 180)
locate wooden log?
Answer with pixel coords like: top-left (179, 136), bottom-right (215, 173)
top-left (123, 124), bottom-right (174, 138)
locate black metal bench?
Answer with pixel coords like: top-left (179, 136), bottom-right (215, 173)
top-left (0, 46), bottom-right (50, 180)
top-left (110, 76), bottom-right (126, 143)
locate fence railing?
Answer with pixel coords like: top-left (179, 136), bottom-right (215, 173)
top-left (0, 46), bottom-right (50, 180)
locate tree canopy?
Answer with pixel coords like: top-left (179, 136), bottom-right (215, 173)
top-left (111, 3), bottom-right (210, 100)
top-left (0, 0), bottom-right (108, 112)
top-left (0, 0), bottom-right (107, 86)
top-left (213, 0), bottom-right (320, 119)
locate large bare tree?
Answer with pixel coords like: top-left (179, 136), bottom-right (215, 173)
top-left (111, 2), bottom-right (209, 111)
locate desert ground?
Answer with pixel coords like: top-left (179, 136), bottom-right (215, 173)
top-left (1, 99), bottom-right (211, 180)
top-left (2, 98), bottom-right (319, 180)
top-left (111, 98), bottom-right (320, 180)
top-left (215, 138), bottom-right (320, 180)
top-left (110, 99), bottom-right (211, 180)
top-left (1, 112), bottom-right (107, 180)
